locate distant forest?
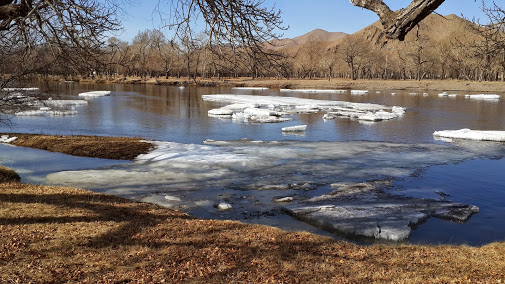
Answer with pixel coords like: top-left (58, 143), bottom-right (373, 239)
top-left (2, 2), bottom-right (505, 83)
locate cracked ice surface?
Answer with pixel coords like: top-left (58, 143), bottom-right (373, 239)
top-left (284, 182), bottom-right (479, 241)
top-left (46, 139), bottom-right (505, 195)
top-left (45, 139), bottom-right (505, 240)
top-left (434, 129), bottom-right (505, 142)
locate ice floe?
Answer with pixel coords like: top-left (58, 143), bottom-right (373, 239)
top-left (350, 90), bottom-right (369, 95)
top-left (44, 99), bottom-right (88, 107)
top-left (281, 125), bottom-right (307, 132)
top-left (1, 87), bottom-right (39, 92)
top-left (280, 89), bottom-right (346, 93)
top-left (434, 129), bottom-right (505, 142)
top-left (203, 94), bottom-right (404, 123)
top-left (438, 92), bottom-right (458, 97)
top-left (78, 91), bottom-right (111, 98)
top-left (216, 202), bottom-right (233, 210)
top-left (232, 87), bottom-right (269, 90)
top-left (284, 182), bottom-right (479, 241)
top-left (464, 94), bottom-right (501, 101)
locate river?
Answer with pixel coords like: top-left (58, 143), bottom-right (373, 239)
top-left (1, 82), bottom-right (504, 245)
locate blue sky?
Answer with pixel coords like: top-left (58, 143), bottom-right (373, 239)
top-left (117, 0), bottom-right (493, 42)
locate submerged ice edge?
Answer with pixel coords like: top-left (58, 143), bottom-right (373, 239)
top-left (45, 139), bottom-right (505, 241)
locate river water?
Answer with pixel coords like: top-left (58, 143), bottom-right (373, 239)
top-left (1, 82), bottom-right (504, 245)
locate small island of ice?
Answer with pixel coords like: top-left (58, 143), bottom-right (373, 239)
top-left (464, 94), bottom-right (501, 101)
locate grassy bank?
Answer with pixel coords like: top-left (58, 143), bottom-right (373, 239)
top-left (3, 133), bottom-right (153, 160)
top-left (75, 76), bottom-right (505, 93)
top-left (1, 181), bottom-right (504, 283)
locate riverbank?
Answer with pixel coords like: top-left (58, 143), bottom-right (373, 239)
top-left (1, 135), bottom-right (505, 282)
top-left (1, 180), bottom-right (504, 283)
top-left (2, 133), bottom-right (153, 160)
top-left (74, 76), bottom-right (505, 93)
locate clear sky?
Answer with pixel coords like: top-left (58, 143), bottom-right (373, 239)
top-left (117, 0), bottom-right (494, 42)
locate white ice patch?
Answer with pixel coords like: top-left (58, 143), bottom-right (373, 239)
top-left (0, 135), bottom-right (17, 143)
top-left (208, 108), bottom-right (234, 116)
top-left (280, 89), bottom-right (346, 93)
top-left (203, 94), bottom-right (403, 123)
top-left (282, 125), bottom-right (307, 132)
top-left (44, 100), bottom-right (88, 107)
top-left (232, 87), bottom-right (269, 90)
top-left (438, 92), bottom-right (458, 97)
top-left (434, 129), bottom-right (505, 142)
top-left (15, 110), bottom-right (46, 116)
top-left (78, 91), bottom-right (111, 98)
top-left (350, 90), bottom-right (369, 95)
top-left (464, 94), bottom-right (501, 101)
top-left (1, 87), bottom-right (39, 91)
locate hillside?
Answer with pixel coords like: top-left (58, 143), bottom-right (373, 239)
top-left (266, 29), bottom-right (348, 51)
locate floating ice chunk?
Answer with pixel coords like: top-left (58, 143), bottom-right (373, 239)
top-left (208, 108), bottom-right (234, 116)
top-left (78, 91), bottom-right (111, 98)
top-left (280, 89), bottom-right (346, 93)
top-left (164, 195), bottom-right (182, 202)
top-left (423, 93), bottom-right (429, 96)
top-left (392, 106), bottom-right (406, 115)
top-left (351, 90), bottom-right (369, 95)
top-left (438, 92), bottom-right (457, 97)
top-left (358, 111), bottom-right (399, 122)
top-left (282, 125), bottom-right (307, 132)
top-left (49, 110), bottom-right (78, 116)
top-left (391, 93), bottom-right (397, 96)
top-left (243, 108), bottom-right (281, 118)
top-left (15, 110), bottom-right (46, 116)
top-left (284, 182), bottom-right (479, 241)
top-left (274, 197), bottom-right (294, 203)
top-left (433, 129), bottom-right (505, 142)
top-left (464, 94), bottom-right (501, 100)
top-left (222, 103), bottom-right (259, 110)
top-left (1, 87), bottom-right (39, 91)
top-left (39, 107), bottom-right (51, 111)
top-left (179, 86), bottom-right (185, 89)
top-left (0, 135), bottom-right (17, 143)
top-left (232, 87), bottom-right (269, 90)
top-left (409, 93), bottom-right (419, 96)
top-left (44, 100), bottom-right (88, 106)
top-left (216, 202), bottom-right (232, 210)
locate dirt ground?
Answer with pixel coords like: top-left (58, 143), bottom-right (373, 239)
top-left (77, 76), bottom-right (505, 93)
top-left (1, 182), bottom-right (504, 283)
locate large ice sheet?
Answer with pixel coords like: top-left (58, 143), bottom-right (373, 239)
top-left (434, 129), bottom-right (505, 142)
top-left (203, 94), bottom-right (404, 123)
top-left (1, 87), bottom-right (39, 91)
top-left (284, 182), bottom-right (478, 241)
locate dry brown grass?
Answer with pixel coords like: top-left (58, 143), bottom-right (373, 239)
top-left (1, 182), bottom-right (504, 283)
top-left (4, 133), bottom-right (153, 160)
top-left (0, 166), bottom-right (20, 183)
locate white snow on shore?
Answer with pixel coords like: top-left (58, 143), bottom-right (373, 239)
top-left (78, 91), bottom-right (111, 98)
top-left (434, 129), bottom-right (505, 142)
top-left (232, 87), bottom-right (269, 90)
top-left (464, 94), bottom-right (501, 100)
top-left (280, 89), bottom-right (346, 93)
top-left (0, 135), bottom-right (17, 143)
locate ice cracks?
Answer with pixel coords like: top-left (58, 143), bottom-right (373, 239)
top-left (284, 182), bottom-right (479, 241)
top-left (45, 139), bottom-right (505, 241)
top-left (203, 94), bottom-right (406, 123)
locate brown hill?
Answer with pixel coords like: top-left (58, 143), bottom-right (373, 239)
top-left (266, 29), bottom-right (348, 52)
